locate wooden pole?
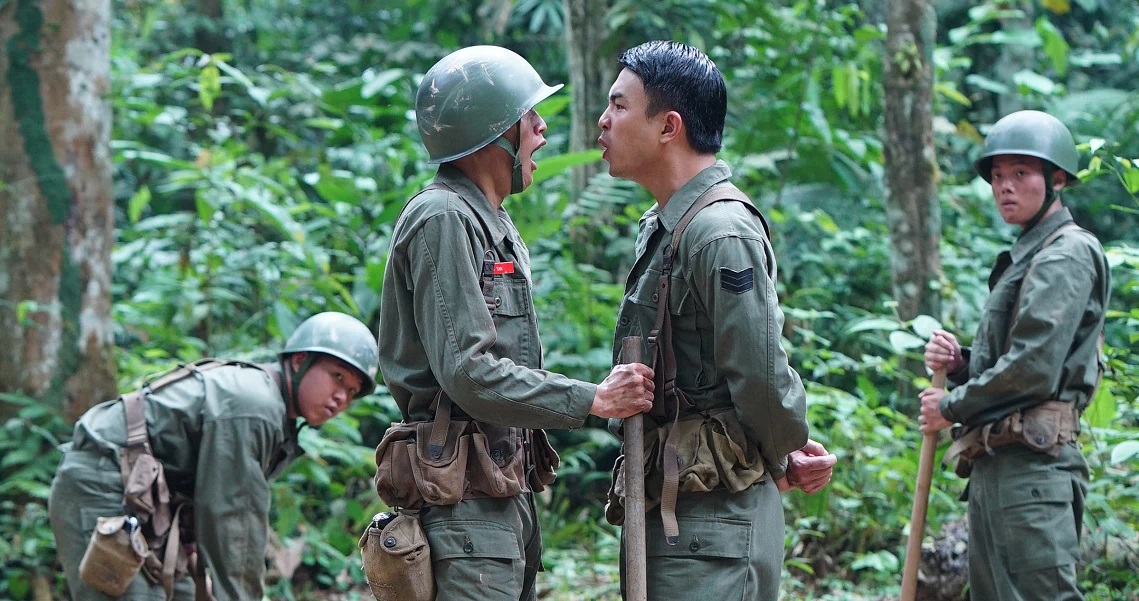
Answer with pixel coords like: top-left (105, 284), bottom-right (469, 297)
top-left (900, 368), bottom-right (946, 601)
top-left (621, 336), bottom-right (647, 601)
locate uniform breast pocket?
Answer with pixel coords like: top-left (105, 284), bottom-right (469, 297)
top-left (490, 275), bottom-right (536, 367)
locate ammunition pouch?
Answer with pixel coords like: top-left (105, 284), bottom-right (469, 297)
top-left (359, 511), bottom-right (434, 601)
top-left (79, 516), bottom-right (150, 596)
top-left (944, 400), bottom-right (1080, 478)
top-left (604, 407), bottom-right (767, 526)
top-left (373, 391), bottom-right (558, 509)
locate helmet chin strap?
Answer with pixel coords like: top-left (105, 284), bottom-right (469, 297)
top-left (280, 353), bottom-right (318, 421)
top-left (1021, 164), bottom-right (1059, 235)
top-left (491, 121), bottom-right (525, 195)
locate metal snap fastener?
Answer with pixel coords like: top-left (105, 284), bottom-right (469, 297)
top-left (620, 316), bottom-right (629, 326)
top-left (1035, 435), bottom-right (1045, 445)
top-left (463, 542), bottom-right (474, 553)
top-left (689, 535), bottom-right (700, 552)
top-left (384, 537), bottom-right (397, 548)
top-left (651, 293), bottom-right (659, 302)
top-left (491, 449), bottom-right (502, 461)
top-left (1031, 488), bottom-right (1040, 498)
top-left (494, 297), bottom-right (502, 307)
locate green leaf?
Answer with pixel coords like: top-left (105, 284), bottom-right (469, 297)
top-left (965, 74), bottom-right (1010, 95)
top-left (1088, 138), bottom-right (1106, 154)
top-left (1069, 52), bottom-right (1122, 68)
top-left (198, 63), bottom-right (221, 111)
top-left (1035, 17), bottom-right (1069, 76)
top-left (934, 83), bottom-right (972, 107)
top-left (534, 94), bottom-right (572, 119)
top-left (195, 194), bottom-right (215, 224)
top-left (1013, 70), bottom-right (1059, 95)
top-left (303, 117), bottom-right (344, 131)
top-left (990, 28), bottom-right (1041, 47)
top-left (851, 550), bottom-right (899, 573)
top-left (361, 68), bottom-right (405, 99)
top-left (128, 186), bottom-right (152, 224)
top-left (532, 150), bottom-right (603, 185)
top-left (1110, 440), bottom-right (1139, 465)
top-left (1083, 382), bottom-right (1116, 428)
top-left (1123, 167), bottom-right (1139, 194)
top-left (889, 330), bottom-right (927, 354)
top-left (846, 317), bottom-right (900, 334)
top-left (910, 315), bottom-right (942, 339)
top-left (831, 64), bottom-right (848, 108)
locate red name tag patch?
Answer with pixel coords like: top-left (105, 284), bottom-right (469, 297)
top-left (493, 262), bottom-right (515, 275)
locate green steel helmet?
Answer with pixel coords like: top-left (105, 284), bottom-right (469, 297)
top-left (280, 312), bottom-right (378, 398)
top-left (416, 45), bottom-right (563, 164)
top-left (974, 110), bottom-right (1080, 186)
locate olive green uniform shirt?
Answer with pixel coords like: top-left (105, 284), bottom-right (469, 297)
top-left (55, 364), bottom-right (302, 601)
top-left (377, 164), bottom-right (596, 427)
top-left (610, 161), bottom-right (809, 479)
top-left (941, 208), bottom-right (1110, 426)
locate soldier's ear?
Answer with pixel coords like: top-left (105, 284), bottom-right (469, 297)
top-left (290, 351), bottom-right (308, 370)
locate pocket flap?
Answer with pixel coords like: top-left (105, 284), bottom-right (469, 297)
top-left (646, 517), bottom-right (750, 559)
top-left (1000, 475), bottom-right (1073, 509)
top-left (426, 521), bottom-right (521, 561)
top-left (493, 278), bottom-right (530, 317)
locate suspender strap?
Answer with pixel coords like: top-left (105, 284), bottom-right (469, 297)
top-left (646, 183), bottom-right (768, 546)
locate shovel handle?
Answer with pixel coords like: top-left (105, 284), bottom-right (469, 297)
top-left (621, 336), bottom-right (647, 601)
top-left (900, 369), bottom-right (947, 601)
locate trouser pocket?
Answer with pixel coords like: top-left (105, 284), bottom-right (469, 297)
top-left (642, 516), bottom-right (752, 601)
top-left (1000, 471), bottom-right (1079, 573)
top-left (425, 520), bottom-right (522, 601)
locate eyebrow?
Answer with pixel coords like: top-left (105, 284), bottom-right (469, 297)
top-left (609, 91), bottom-right (626, 102)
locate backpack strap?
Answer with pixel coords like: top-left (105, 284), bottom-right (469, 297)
top-left (647, 182), bottom-right (768, 546)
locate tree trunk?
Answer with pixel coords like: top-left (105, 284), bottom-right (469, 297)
top-left (884, 0), bottom-right (941, 402)
top-left (564, 0), bottom-right (614, 198)
top-left (0, 0), bottom-right (117, 423)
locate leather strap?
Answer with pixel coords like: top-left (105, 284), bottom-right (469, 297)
top-left (646, 183), bottom-right (768, 545)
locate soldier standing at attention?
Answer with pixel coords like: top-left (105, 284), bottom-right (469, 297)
top-left (596, 41), bottom-right (836, 600)
top-left (920, 110), bottom-right (1110, 601)
top-left (374, 45), bottom-right (654, 601)
top-left (50, 312), bottom-right (380, 601)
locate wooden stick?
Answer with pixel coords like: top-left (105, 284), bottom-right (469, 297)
top-left (900, 368), bottom-right (946, 601)
top-left (621, 336), bottom-right (647, 601)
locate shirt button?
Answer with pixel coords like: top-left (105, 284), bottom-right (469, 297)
top-left (384, 537), bottom-right (397, 548)
top-left (463, 541), bottom-right (474, 553)
top-left (491, 449), bottom-right (503, 461)
top-left (494, 297), bottom-right (502, 307)
top-left (651, 293), bottom-right (659, 303)
top-left (620, 316), bottom-right (629, 326)
top-left (689, 536), bottom-right (700, 552)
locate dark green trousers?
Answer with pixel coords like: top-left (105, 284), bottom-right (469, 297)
top-left (621, 479), bottom-right (784, 601)
top-left (49, 450), bottom-right (195, 601)
top-left (967, 442), bottom-right (1088, 601)
top-left (419, 493), bottom-right (542, 601)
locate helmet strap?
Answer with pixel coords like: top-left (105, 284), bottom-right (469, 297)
top-left (491, 121), bottom-right (525, 194)
top-left (1022, 164), bottom-right (1059, 235)
top-left (281, 353), bottom-right (318, 421)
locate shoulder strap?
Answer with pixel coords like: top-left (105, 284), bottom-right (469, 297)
top-left (647, 182), bottom-right (767, 547)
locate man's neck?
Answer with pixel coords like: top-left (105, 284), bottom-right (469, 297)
top-left (261, 362), bottom-right (296, 419)
top-left (641, 153), bottom-right (718, 210)
top-left (452, 156), bottom-right (508, 209)
top-left (1020, 198), bottom-right (1063, 231)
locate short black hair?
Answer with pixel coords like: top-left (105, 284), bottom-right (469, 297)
top-left (618, 41), bottom-right (726, 154)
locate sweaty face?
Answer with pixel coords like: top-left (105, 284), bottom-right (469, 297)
top-left (989, 155), bottom-right (1064, 226)
top-left (516, 109), bottom-right (549, 191)
top-left (598, 68), bottom-right (664, 181)
top-left (293, 354), bottom-right (364, 427)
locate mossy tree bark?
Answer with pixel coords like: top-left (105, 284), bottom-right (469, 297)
top-left (0, 0), bottom-right (117, 423)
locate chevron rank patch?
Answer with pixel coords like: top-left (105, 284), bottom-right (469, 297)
top-left (720, 267), bottom-right (754, 294)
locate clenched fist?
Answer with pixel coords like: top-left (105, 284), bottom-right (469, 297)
top-left (925, 329), bottom-right (965, 374)
top-left (590, 363), bottom-right (654, 418)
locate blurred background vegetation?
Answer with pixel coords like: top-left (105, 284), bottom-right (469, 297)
top-left (1, 0), bottom-right (1137, 599)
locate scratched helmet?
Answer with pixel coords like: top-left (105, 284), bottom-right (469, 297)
top-left (415, 46), bottom-right (562, 167)
top-left (974, 110), bottom-right (1080, 186)
top-left (280, 312), bottom-right (378, 399)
